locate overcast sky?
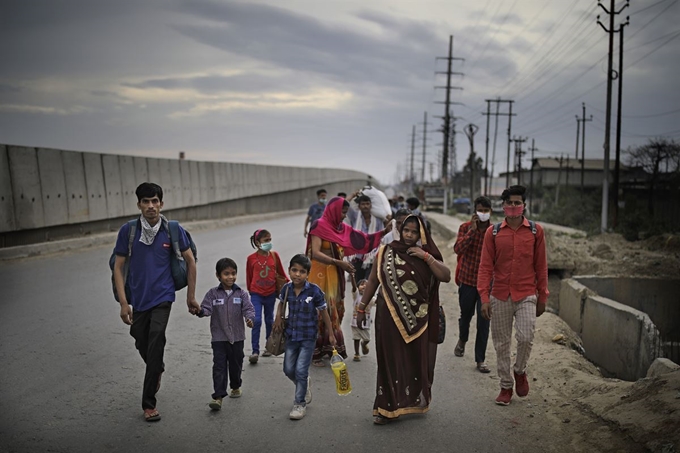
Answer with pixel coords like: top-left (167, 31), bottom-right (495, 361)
top-left (0, 0), bottom-right (678, 185)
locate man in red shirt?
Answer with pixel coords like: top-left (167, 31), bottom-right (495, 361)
top-left (453, 196), bottom-right (492, 374)
top-left (478, 185), bottom-right (548, 406)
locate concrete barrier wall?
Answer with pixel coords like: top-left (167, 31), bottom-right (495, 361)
top-left (0, 145), bottom-right (371, 246)
top-left (559, 277), bottom-right (666, 381)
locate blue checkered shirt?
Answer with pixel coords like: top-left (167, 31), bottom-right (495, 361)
top-left (279, 281), bottom-right (327, 342)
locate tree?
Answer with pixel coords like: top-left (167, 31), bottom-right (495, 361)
top-left (626, 138), bottom-right (680, 215)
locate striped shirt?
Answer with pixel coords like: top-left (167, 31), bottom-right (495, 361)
top-left (279, 281), bottom-right (327, 342)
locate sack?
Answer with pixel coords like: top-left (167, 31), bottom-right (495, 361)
top-left (437, 306), bottom-right (446, 344)
top-left (361, 186), bottom-right (392, 221)
top-left (265, 286), bottom-right (289, 356)
top-left (109, 218), bottom-right (198, 302)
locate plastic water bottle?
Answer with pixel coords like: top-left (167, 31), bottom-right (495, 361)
top-left (330, 348), bottom-right (352, 396)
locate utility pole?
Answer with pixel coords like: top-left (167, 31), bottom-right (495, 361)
top-left (511, 136), bottom-right (527, 184)
top-left (421, 111), bottom-right (428, 183)
top-left (483, 99), bottom-right (516, 189)
top-left (578, 103), bottom-right (593, 194)
top-left (574, 116), bottom-right (581, 160)
top-left (435, 35), bottom-right (464, 184)
top-left (613, 15), bottom-right (630, 228)
top-left (566, 155), bottom-right (570, 187)
top-left (529, 139), bottom-right (536, 214)
top-left (598, 0), bottom-right (629, 232)
top-left (555, 154), bottom-right (564, 206)
top-left (410, 124), bottom-right (416, 184)
top-left (484, 100), bottom-right (491, 195)
top-left (464, 124), bottom-right (479, 200)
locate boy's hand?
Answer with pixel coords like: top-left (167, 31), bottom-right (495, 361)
top-left (246, 319), bottom-right (254, 328)
top-left (120, 303), bottom-right (133, 325)
top-left (356, 312), bottom-right (366, 330)
top-left (536, 302), bottom-right (546, 317)
top-left (481, 303), bottom-right (492, 320)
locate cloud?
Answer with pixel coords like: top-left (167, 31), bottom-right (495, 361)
top-left (0, 103), bottom-right (92, 115)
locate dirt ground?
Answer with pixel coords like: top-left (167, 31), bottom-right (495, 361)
top-left (439, 227), bottom-right (680, 453)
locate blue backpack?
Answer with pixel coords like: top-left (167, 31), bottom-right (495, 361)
top-left (109, 219), bottom-right (198, 302)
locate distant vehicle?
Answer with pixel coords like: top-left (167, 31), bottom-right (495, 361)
top-left (491, 198), bottom-right (503, 214)
top-left (420, 184), bottom-right (445, 211)
top-left (452, 197), bottom-right (471, 214)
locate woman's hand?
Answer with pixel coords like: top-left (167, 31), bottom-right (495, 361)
top-left (407, 247), bottom-right (427, 260)
top-left (337, 260), bottom-right (355, 274)
top-left (356, 311), bottom-right (366, 330)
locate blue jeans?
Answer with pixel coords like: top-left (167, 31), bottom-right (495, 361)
top-left (251, 293), bottom-right (276, 354)
top-left (283, 338), bottom-right (315, 406)
top-left (458, 283), bottom-right (490, 363)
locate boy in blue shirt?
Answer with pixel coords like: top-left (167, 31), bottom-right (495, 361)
top-left (113, 182), bottom-right (200, 422)
top-left (273, 254), bottom-right (336, 420)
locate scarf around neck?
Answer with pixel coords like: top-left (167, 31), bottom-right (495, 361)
top-left (139, 214), bottom-right (166, 245)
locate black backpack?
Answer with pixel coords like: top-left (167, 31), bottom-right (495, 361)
top-left (109, 219), bottom-right (198, 302)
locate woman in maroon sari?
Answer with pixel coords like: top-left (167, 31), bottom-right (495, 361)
top-left (306, 196), bottom-right (390, 364)
top-left (357, 214), bottom-right (451, 424)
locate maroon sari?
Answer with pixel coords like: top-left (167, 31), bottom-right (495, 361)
top-left (373, 215), bottom-right (442, 419)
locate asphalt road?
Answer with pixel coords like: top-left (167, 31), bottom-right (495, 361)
top-left (0, 213), bottom-right (553, 453)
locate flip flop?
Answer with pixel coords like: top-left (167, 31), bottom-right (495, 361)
top-left (477, 363), bottom-right (491, 373)
top-left (361, 341), bottom-right (370, 355)
top-left (454, 342), bottom-right (465, 357)
top-left (312, 360), bottom-right (325, 367)
top-left (373, 415), bottom-right (390, 425)
top-left (144, 408), bottom-right (161, 422)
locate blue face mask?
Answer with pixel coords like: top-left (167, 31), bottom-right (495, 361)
top-left (260, 242), bottom-right (273, 252)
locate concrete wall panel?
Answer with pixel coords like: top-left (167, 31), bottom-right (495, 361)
top-left (37, 148), bottom-right (68, 226)
top-left (157, 159), bottom-right (174, 210)
top-left (558, 279), bottom-right (590, 335)
top-left (189, 161), bottom-right (200, 207)
top-left (102, 154), bottom-right (124, 218)
top-left (61, 151), bottom-right (89, 223)
top-left (83, 152), bottom-right (108, 221)
top-left (118, 155), bottom-right (138, 216)
top-left (0, 145), bottom-right (17, 232)
top-left (205, 162), bottom-right (216, 203)
top-left (197, 161), bottom-right (208, 205)
top-left (169, 160), bottom-right (183, 208)
top-left (146, 158), bottom-right (161, 187)
top-left (133, 156), bottom-right (148, 186)
top-left (8, 146), bottom-right (45, 229)
top-left (180, 159), bottom-right (192, 206)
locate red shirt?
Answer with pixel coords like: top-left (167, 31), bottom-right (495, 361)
top-left (454, 221), bottom-right (489, 287)
top-left (246, 251), bottom-right (288, 297)
top-left (477, 217), bottom-right (549, 305)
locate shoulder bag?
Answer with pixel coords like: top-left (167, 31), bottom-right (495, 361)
top-left (265, 285), bottom-right (289, 356)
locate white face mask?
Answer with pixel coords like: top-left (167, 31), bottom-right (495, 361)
top-left (476, 211), bottom-right (491, 222)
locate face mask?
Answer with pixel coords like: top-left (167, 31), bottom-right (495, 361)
top-left (476, 212), bottom-right (491, 222)
top-left (259, 242), bottom-right (273, 252)
top-left (503, 205), bottom-right (524, 218)
top-left (319, 198), bottom-right (327, 204)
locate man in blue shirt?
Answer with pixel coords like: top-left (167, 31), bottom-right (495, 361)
top-left (273, 254), bottom-right (335, 420)
top-left (113, 182), bottom-right (200, 422)
top-left (303, 189), bottom-right (327, 238)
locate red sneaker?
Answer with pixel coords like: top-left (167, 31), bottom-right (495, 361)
top-left (495, 388), bottom-right (513, 406)
top-left (514, 371), bottom-right (529, 397)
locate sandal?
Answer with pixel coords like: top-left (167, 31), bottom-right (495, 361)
top-left (144, 408), bottom-right (161, 422)
top-left (454, 341), bottom-right (465, 357)
top-left (373, 414), bottom-right (390, 425)
top-left (312, 359), bottom-right (325, 367)
top-left (353, 354), bottom-right (361, 362)
top-left (361, 341), bottom-right (370, 355)
top-left (477, 362), bottom-right (491, 374)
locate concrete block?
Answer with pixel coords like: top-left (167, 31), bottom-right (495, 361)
top-left (118, 155), bottom-right (138, 216)
top-left (157, 159), bottom-right (173, 209)
top-left (646, 358), bottom-right (680, 378)
top-left (582, 295), bottom-right (651, 381)
top-left (61, 151), bottom-right (89, 223)
top-left (559, 279), bottom-right (590, 335)
top-left (37, 148), bottom-right (69, 226)
top-left (146, 157), bottom-right (161, 186)
top-left (189, 161), bottom-right (200, 208)
top-left (102, 154), bottom-right (124, 218)
top-left (8, 146), bottom-right (45, 229)
top-left (82, 152), bottom-right (108, 221)
top-left (133, 156), bottom-right (148, 186)
top-left (205, 162), bottom-right (215, 203)
top-left (0, 144), bottom-right (17, 232)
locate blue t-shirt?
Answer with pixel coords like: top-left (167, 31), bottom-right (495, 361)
top-left (279, 281), bottom-right (326, 342)
top-left (114, 220), bottom-right (190, 312)
top-left (307, 203), bottom-right (325, 224)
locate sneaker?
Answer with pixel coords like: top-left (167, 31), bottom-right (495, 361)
top-left (249, 353), bottom-right (259, 364)
top-left (305, 376), bottom-right (312, 405)
top-left (495, 388), bottom-right (513, 406)
top-left (229, 388), bottom-right (242, 398)
top-left (289, 404), bottom-right (306, 420)
top-left (209, 398), bottom-right (222, 410)
top-left (353, 354), bottom-right (361, 362)
top-left (514, 371), bottom-right (529, 397)
top-left (261, 350), bottom-right (273, 357)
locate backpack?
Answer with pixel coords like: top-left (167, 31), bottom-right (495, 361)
top-left (109, 219), bottom-right (198, 302)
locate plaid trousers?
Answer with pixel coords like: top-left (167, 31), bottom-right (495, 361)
top-left (490, 295), bottom-right (537, 389)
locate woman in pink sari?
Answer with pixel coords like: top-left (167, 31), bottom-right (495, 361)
top-left (306, 196), bottom-right (390, 365)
